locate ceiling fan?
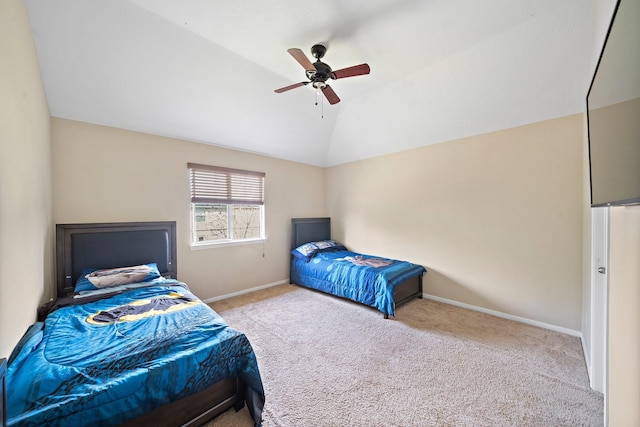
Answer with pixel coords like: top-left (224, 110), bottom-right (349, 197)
top-left (274, 44), bottom-right (370, 105)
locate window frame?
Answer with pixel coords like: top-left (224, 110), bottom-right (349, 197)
top-left (188, 163), bottom-right (266, 248)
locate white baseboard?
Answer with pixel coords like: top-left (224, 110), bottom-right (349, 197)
top-left (202, 279), bottom-right (289, 304)
top-left (204, 285), bottom-right (582, 338)
top-left (581, 334), bottom-right (593, 385)
top-left (424, 293), bottom-right (582, 338)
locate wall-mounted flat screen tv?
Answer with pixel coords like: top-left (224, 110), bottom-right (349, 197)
top-left (587, 0), bottom-right (640, 207)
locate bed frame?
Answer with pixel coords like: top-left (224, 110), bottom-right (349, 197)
top-left (55, 221), bottom-right (246, 427)
top-left (1, 358), bottom-right (6, 427)
top-left (291, 217), bottom-right (423, 318)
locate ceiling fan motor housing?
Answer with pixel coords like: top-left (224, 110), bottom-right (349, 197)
top-left (307, 60), bottom-right (334, 84)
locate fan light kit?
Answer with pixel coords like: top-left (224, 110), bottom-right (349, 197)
top-left (274, 44), bottom-right (370, 105)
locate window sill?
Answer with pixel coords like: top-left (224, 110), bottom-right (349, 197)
top-left (190, 237), bottom-right (266, 250)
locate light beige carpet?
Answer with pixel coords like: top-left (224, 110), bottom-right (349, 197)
top-left (206, 284), bottom-right (603, 427)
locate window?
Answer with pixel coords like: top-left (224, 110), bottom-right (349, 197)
top-left (188, 163), bottom-right (265, 245)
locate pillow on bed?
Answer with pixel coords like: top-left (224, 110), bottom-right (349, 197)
top-left (74, 263), bottom-right (161, 292)
top-left (291, 240), bottom-right (347, 262)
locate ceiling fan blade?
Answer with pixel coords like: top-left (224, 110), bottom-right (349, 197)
top-left (274, 81), bottom-right (308, 93)
top-left (287, 48), bottom-right (316, 71)
top-left (322, 85), bottom-right (340, 105)
top-left (332, 63), bottom-right (371, 79)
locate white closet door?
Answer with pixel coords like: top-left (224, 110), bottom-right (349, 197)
top-left (590, 206), bottom-right (608, 395)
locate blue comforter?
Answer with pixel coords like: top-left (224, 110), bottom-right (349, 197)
top-left (291, 250), bottom-right (426, 316)
top-left (6, 280), bottom-right (264, 427)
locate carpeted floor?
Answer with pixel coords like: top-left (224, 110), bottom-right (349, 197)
top-left (206, 284), bottom-right (603, 427)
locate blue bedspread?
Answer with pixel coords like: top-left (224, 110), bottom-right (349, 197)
top-left (6, 280), bottom-right (264, 427)
top-left (291, 250), bottom-right (426, 316)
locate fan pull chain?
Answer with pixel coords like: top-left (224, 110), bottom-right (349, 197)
top-left (314, 90), bottom-right (324, 119)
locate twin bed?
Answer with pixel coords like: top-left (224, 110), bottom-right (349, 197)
top-left (290, 218), bottom-right (426, 318)
top-left (6, 222), bottom-right (264, 427)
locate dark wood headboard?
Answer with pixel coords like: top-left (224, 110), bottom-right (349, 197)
top-left (56, 221), bottom-right (177, 297)
top-left (291, 217), bottom-right (331, 249)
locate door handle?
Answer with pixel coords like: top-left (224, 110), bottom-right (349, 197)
top-left (597, 267), bottom-right (606, 274)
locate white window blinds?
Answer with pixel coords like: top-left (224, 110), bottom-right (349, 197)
top-left (188, 163), bottom-right (265, 205)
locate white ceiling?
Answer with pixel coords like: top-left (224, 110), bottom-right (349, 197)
top-left (25, 0), bottom-right (604, 167)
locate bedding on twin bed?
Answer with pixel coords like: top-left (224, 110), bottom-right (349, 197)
top-left (291, 244), bottom-right (426, 316)
top-left (6, 278), bottom-right (264, 427)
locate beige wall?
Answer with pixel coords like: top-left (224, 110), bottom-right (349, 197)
top-left (0, 0), bottom-right (52, 358)
top-left (52, 118), bottom-right (325, 299)
top-left (607, 205), bottom-right (640, 426)
top-left (327, 115), bottom-right (584, 330)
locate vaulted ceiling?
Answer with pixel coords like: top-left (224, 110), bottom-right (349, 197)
top-left (25, 0), bottom-right (603, 167)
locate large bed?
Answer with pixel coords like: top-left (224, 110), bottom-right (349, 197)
top-left (6, 221), bottom-right (264, 427)
top-left (290, 218), bottom-right (426, 318)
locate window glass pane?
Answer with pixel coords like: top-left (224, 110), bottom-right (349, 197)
top-left (232, 205), bottom-right (261, 239)
top-left (193, 204), bottom-right (228, 242)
